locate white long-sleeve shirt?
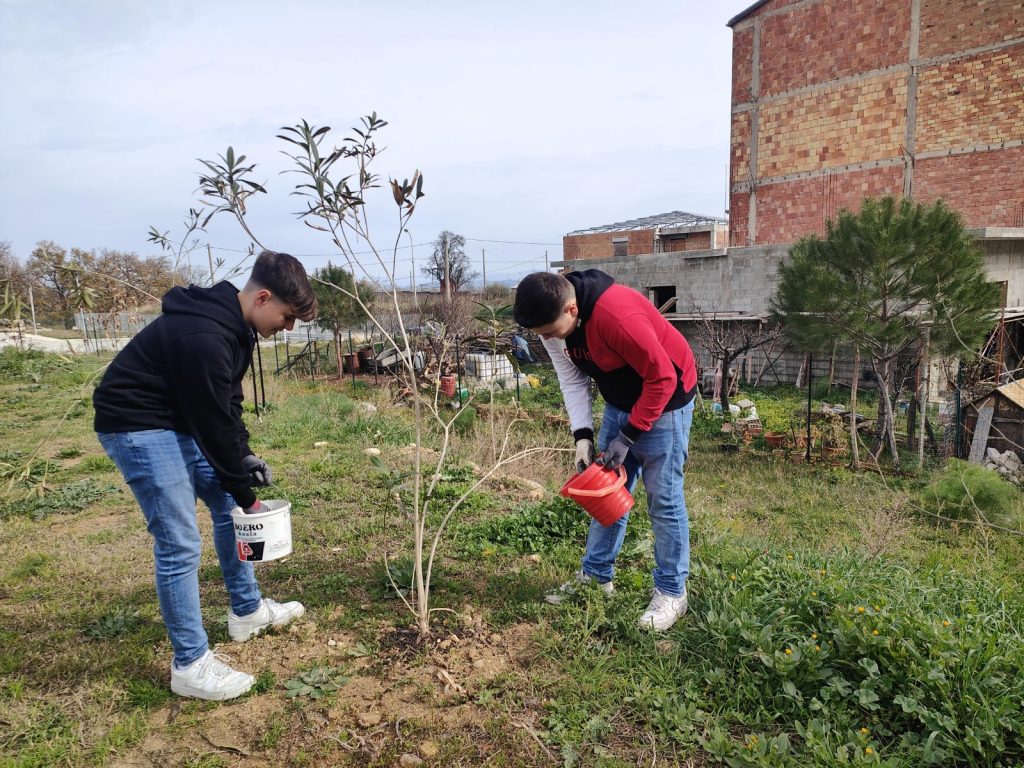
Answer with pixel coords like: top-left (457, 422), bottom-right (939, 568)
top-left (541, 336), bottom-right (594, 438)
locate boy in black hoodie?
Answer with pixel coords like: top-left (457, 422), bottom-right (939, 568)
top-left (94, 250), bottom-right (317, 700)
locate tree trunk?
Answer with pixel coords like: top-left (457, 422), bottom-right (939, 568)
top-left (875, 361), bottom-right (901, 472)
top-left (334, 330), bottom-right (344, 380)
top-left (719, 353), bottom-right (737, 414)
top-left (850, 347), bottom-right (860, 470)
top-left (827, 339), bottom-right (837, 393)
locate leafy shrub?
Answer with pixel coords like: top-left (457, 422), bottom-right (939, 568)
top-left (0, 348), bottom-right (72, 381)
top-left (690, 409), bottom-right (724, 441)
top-left (542, 545), bottom-right (1024, 767)
top-left (459, 495), bottom-right (616, 555)
top-left (452, 405), bottom-right (477, 433)
top-left (921, 459), bottom-right (1017, 525)
top-left (284, 666), bottom-right (349, 699)
top-left (2, 479), bottom-right (119, 521)
top-left (83, 608), bottom-right (143, 640)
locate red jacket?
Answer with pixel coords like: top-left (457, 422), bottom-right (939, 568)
top-left (563, 270), bottom-right (696, 439)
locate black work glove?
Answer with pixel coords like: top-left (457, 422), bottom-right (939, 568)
top-left (243, 500), bottom-right (269, 515)
top-left (574, 438), bottom-right (595, 474)
top-left (597, 431), bottom-right (634, 471)
top-left (242, 454), bottom-right (272, 487)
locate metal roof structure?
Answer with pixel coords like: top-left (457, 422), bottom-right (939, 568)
top-left (567, 211), bottom-right (728, 236)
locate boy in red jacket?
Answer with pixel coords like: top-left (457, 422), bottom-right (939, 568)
top-left (514, 270), bottom-right (697, 630)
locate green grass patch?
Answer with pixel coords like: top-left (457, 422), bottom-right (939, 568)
top-left (538, 540), bottom-right (1024, 767)
top-left (1, 479), bottom-right (119, 521)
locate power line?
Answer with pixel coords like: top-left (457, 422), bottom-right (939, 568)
top-left (465, 237), bottom-right (561, 246)
top-left (164, 237), bottom-right (555, 267)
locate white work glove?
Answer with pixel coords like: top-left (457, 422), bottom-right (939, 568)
top-left (574, 438), bottom-right (595, 474)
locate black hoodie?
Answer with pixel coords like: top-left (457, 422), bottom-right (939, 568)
top-left (93, 281), bottom-right (257, 508)
top-left (562, 269), bottom-right (696, 437)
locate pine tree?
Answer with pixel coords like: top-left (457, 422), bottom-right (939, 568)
top-left (771, 196), bottom-right (1000, 469)
top-left (312, 263), bottom-right (376, 378)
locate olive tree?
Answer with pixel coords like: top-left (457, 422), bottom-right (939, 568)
top-left (168, 115), bottom-right (550, 637)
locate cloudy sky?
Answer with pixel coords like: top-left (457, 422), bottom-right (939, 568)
top-left (0, 0), bottom-right (753, 286)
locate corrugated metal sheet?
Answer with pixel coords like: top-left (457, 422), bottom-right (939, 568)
top-left (567, 211), bottom-right (727, 236)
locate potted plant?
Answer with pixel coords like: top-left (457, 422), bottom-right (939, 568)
top-left (818, 412), bottom-right (847, 461)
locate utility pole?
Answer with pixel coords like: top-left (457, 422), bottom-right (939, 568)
top-left (544, 250), bottom-right (549, 272)
top-left (481, 248), bottom-right (486, 293)
top-left (443, 235), bottom-right (451, 303)
top-left (28, 285), bottom-right (37, 333)
top-left (405, 228), bottom-right (418, 308)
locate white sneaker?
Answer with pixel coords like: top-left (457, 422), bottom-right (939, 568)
top-left (228, 597), bottom-right (305, 641)
top-left (544, 570), bottom-right (614, 605)
top-left (170, 650), bottom-right (254, 701)
top-left (638, 587), bottom-right (688, 631)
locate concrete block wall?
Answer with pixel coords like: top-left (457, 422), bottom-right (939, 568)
top-left (559, 244), bottom-right (789, 316)
top-left (979, 238), bottom-right (1024, 308)
top-left (555, 236), bottom-right (1021, 390)
top-left (729, 0), bottom-right (1024, 247)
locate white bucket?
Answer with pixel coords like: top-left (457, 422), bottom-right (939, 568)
top-left (231, 499), bottom-right (292, 562)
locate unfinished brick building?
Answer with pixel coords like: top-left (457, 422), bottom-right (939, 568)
top-left (728, 0), bottom-right (1024, 248)
top-left (554, 0), bottom-right (1023, 390)
top-left (562, 212), bottom-right (728, 263)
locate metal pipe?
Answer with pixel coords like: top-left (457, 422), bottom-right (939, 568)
top-left (256, 340), bottom-right (266, 410)
top-left (805, 354), bottom-right (813, 462)
top-left (455, 334), bottom-right (463, 406)
top-left (348, 329), bottom-right (356, 386)
top-left (250, 352), bottom-right (260, 418)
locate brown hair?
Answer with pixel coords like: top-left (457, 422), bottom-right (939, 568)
top-left (513, 272), bottom-right (573, 328)
top-left (248, 250), bottom-right (317, 321)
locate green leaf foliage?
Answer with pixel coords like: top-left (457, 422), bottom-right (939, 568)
top-left (921, 458), bottom-right (1018, 525)
top-left (311, 263), bottom-right (376, 334)
top-left (771, 196), bottom-right (1000, 358)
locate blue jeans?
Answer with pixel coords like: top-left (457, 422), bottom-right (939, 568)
top-left (582, 400), bottom-right (693, 597)
top-left (98, 430), bottom-right (262, 666)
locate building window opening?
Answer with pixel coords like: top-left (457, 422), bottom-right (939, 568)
top-left (649, 285), bottom-right (677, 312)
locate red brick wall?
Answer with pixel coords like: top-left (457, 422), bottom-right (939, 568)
top-left (731, 110), bottom-right (752, 184)
top-left (728, 0), bottom-right (1024, 247)
top-left (915, 146), bottom-right (1024, 228)
top-left (733, 26), bottom-right (754, 103)
top-left (755, 165), bottom-right (904, 243)
top-left (760, 0), bottom-right (910, 97)
top-left (919, 0), bottom-right (1023, 59)
top-left (757, 72), bottom-right (908, 178)
top-left (729, 193), bottom-right (751, 246)
top-left (662, 232), bottom-right (712, 252)
top-left (916, 45), bottom-right (1024, 152)
top-left (562, 229), bottom-right (656, 261)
